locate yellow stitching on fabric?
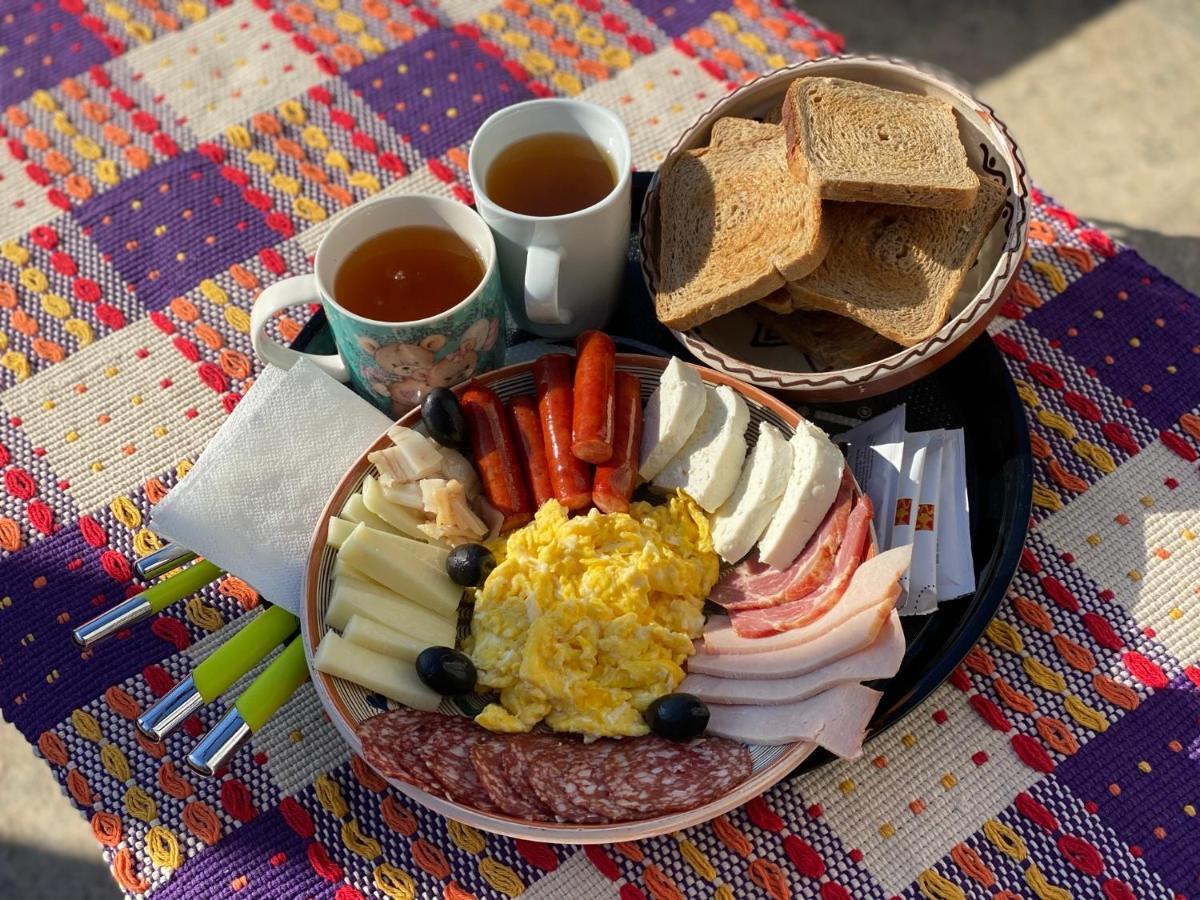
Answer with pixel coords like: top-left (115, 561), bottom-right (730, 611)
top-left (1029, 260), bottom-right (1068, 293)
top-left (373, 863), bottom-right (416, 900)
top-left (1035, 408), bottom-right (1077, 440)
top-left (1013, 379), bottom-right (1040, 408)
top-left (145, 825), bottom-right (182, 869)
top-left (133, 529), bottom-right (163, 557)
top-left (341, 819), bottom-right (382, 861)
top-left (72, 709), bottom-right (102, 742)
top-left (124, 785), bottom-right (158, 822)
top-left (916, 869), bottom-right (966, 900)
top-left (184, 597), bottom-right (223, 631)
top-left (1023, 657), bottom-right (1066, 693)
top-left (982, 819), bottom-right (1028, 861)
top-left (676, 838), bottom-right (716, 881)
top-left (110, 496), bottom-right (142, 529)
top-left (447, 819), bottom-right (486, 854)
top-left (100, 743), bottom-right (132, 781)
top-left (1064, 694), bottom-right (1109, 732)
top-left (199, 279), bottom-right (228, 305)
top-left (1032, 483), bottom-right (1062, 511)
top-left (225, 306), bottom-right (251, 333)
top-left (315, 774), bottom-right (349, 818)
top-left (1073, 440), bottom-right (1116, 474)
top-left (1025, 862), bottom-right (1072, 900)
top-left (715, 887), bottom-right (735, 900)
top-left (986, 619), bottom-right (1024, 654)
top-left (64, 318), bottom-right (94, 345)
top-left (479, 857), bottom-right (524, 897)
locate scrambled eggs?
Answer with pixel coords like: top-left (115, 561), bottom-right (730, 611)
top-left (465, 494), bottom-right (718, 738)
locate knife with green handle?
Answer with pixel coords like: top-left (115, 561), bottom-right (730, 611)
top-left (186, 637), bottom-right (310, 776)
top-left (72, 559), bottom-right (224, 648)
top-left (137, 605), bottom-right (298, 741)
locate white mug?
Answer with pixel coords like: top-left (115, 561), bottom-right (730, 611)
top-left (468, 99), bottom-right (632, 339)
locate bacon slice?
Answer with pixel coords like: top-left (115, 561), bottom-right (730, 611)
top-left (704, 682), bottom-right (883, 758)
top-left (682, 612), bottom-right (903, 702)
top-left (711, 469), bottom-right (854, 610)
top-left (703, 545), bottom-right (911, 654)
top-left (729, 493), bottom-right (873, 637)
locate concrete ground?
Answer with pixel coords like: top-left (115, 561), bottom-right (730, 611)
top-left (2, 1), bottom-right (1197, 897)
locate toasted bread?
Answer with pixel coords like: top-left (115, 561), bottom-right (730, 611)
top-left (655, 123), bottom-right (829, 331)
top-left (786, 177), bottom-right (1006, 347)
top-left (745, 300), bottom-right (901, 369)
top-left (782, 76), bottom-right (979, 209)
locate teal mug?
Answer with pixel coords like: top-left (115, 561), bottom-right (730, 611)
top-left (250, 194), bottom-right (505, 416)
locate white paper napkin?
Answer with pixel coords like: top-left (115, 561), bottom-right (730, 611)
top-left (150, 359), bottom-right (391, 613)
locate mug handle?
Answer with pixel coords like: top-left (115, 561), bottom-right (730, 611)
top-left (524, 245), bottom-right (573, 326)
top-left (250, 275), bottom-right (350, 382)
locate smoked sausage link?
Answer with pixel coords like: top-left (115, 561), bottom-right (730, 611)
top-left (508, 394), bottom-right (555, 509)
top-left (460, 383), bottom-right (533, 531)
top-left (571, 331), bottom-right (616, 464)
top-left (593, 372), bottom-right (642, 514)
top-left (533, 354), bottom-right (593, 511)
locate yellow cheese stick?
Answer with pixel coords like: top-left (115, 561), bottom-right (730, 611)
top-left (362, 475), bottom-right (428, 541)
top-left (325, 573), bottom-right (456, 645)
top-left (341, 493), bottom-right (399, 535)
top-left (337, 520), bottom-right (448, 572)
top-left (343, 614), bottom-right (428, 661)
top-left (314, 632), bottom-right (440, 711)
top-left (338, 523), bottom-right (461, 618)
top-left (327, 517), bottom-right (356, 550)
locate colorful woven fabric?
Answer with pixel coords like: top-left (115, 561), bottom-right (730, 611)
top-left (1, 0), bottom-right (1198, 896)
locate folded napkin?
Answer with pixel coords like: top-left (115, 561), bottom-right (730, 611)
top-left (150, 359), bottom-right (391, 613)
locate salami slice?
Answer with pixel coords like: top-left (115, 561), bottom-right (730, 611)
top-left (526, 739), bottom-right (629, 823)
top-left (605, 736), bottom-right (753, 815)
top-left (358, 708), bottom-right (443, 795)
top-left (419, 716), bottom-right (500, 812)
top-left (469, 738), bottom-right (554, 821)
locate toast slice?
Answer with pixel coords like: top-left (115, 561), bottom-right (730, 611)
top-left (782, 76), bottom-right (979, 210)
top-left (786, 177), bottom-right (1006, 347)
top-left (745, 300), bottom-right (901, 370)
top-left (655, 123), bottom-right (829, 331)
top-left (709, 116), bottom-right (779, 147)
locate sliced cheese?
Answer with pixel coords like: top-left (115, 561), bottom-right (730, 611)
top-left (327, 517), bottom-right (356, 550)
top-left (325, 573), bottom-right (456, 644)
top-left (341, 493), bottom-right (399, 535)
top-left (338, 523), bottom-right (461, 618)
top-left (710, 422), bottom-right (793, 563)
top-left (652, 384), bottom-right (749, 512)
top-left (315, 631), bottom-right (440, 711)
top-left (338, 521), bottom-right (449, 572)
top-left (757, 419), bottom-right (844, 569)
top-left (343, 614), bottom-right (429, 661)
top-left (362, 474), bottom-right (428, 540)
top-left (639, 357), bottom-right (707, 481)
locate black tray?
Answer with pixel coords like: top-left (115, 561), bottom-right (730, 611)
top-left (293, 173), bottom-right (1032, 773)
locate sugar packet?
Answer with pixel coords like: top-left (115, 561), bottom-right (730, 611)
top-left (909, 430), bottom-right (944, 615)
top-left (936, 429), bottom-right (975, 599)
top-left (837, 404), bottom-right (905, 551)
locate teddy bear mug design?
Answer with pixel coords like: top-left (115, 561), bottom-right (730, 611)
top-left (250, 194), bottom-right (505, 415)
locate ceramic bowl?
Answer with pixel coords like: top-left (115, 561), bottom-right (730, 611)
top-left (639, 54), bottom-right (1030, 402)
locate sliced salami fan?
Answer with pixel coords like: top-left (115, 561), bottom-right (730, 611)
top-left (358, 708), bottom-right (443, 795)
top-left (469, 737), bottom-right (554, 821)
top-left (605, 736), bottom-right (753, 815)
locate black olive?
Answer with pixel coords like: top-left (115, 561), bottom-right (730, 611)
top-left (415, 646), bottom-right (477, 696)
top-left (445, 543), bottom-right (495, 587)
top-left (421, 387), bottom-right (467, 449)
top-left (645, 693), bottom-right (709, 742)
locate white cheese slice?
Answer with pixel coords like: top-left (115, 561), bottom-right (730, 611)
top-left (710, 422), bottom-right (794, 563)
top-left (337, 524), bottom-right (461, 618)
top-left (362, 474), bottom-right (428, 540)
top-left (756, 419), bottom-right (844, 569)
top-left (325, 572), bottom-right (456, 643)
top-left (314, 632), bottom-right (440, 711)
top-left (326, 517), bottom-right (355, 550)
top-left (341, 492), bottom-right (398, 535)
top-left (652, 384), bottom-right (749, 512)
top-left (337, 520), bottom-right (449, 571)
top-left (343, 614), bottom-right (429, 661)
top-left (639, 357), bottom-right (707, 480)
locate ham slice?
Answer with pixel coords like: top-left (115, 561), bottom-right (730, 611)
top-left (703, 544), bottom-right (912, 654)
top-left (705, 682), bottom-right (883, 758)
top-left (729, 493), bottom-right (873, 637)
top-left (711, 469), bottom-right (854, 610)
top-left (682, 612), bottom-right (903, 702)
top-left (689, 601), bottom-right (895, 678)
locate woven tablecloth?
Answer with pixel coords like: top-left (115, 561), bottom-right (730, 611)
top-left (2, 0), bottom-right (1199, 897)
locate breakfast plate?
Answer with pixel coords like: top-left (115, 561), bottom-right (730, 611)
top-left (303, 353), bottom-right (896, 842)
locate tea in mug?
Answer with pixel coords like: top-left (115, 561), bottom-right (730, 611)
top-left (485, 132), bottom-right (617, 217)
top-left (334, 226), bottom-right (485, 321)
